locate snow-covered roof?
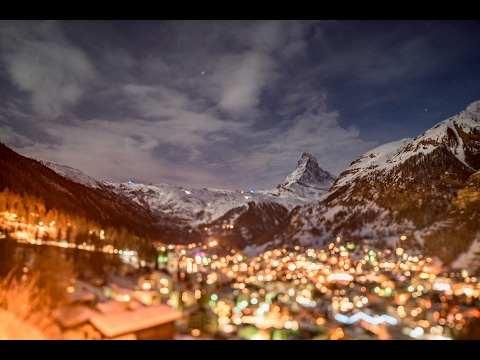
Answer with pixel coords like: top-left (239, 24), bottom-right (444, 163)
top-left (52, 305), bottom-right (96, 329)
top-left (89, 303), bottom-right (183, 338)
top-left (95, 298), bottom-right (143, 314)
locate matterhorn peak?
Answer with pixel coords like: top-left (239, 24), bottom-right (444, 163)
top-left (280, 152), bottom-right (337, 192)
top-left (300, 152), bottom-right (317, 163)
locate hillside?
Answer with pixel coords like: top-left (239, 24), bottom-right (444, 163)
top-left (245, 100), bottom-right (480, 271)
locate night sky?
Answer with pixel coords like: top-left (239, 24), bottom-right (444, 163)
top-left (1, 20), bottom-right (479, 191)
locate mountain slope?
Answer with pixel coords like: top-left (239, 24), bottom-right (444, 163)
top-left (0, 142), bottom-right (188, 242)
top-left (36, 159), bottom-right (102, 189)
top-left (248, 100), bottom-right (480, 269)
top-left (20, 149), bottom-right (336, 250)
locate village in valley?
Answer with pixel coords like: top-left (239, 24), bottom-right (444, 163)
top-left (2, 224), bottom-right (479, 340)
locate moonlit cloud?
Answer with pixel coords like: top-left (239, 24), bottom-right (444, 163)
top-left (1, 20), bottom-right (479, 190)
top-left (218, 52), bottom-right (276, 116)
top-left (0, 21), bottom-right (95, 119)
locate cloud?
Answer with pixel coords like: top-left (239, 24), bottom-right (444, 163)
top-left (0, 20), bottom-right (95, 119)
top-left (3, 20), bottom-right (476, 191)
top-left (149, 20), bottom-right (314, 120)
top-left (223, 93), bottom-right (378, 187)
top-left (0, 21), bottom-right (377, 190)
top-left (217, 51), bottom-right (276, 116)
top-left (306, 22), bottom-right (457, 90)
top-left (0, 125), bottom-right (34, 149)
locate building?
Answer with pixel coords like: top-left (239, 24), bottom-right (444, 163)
top-left (89, 302), bottom-right (183, 340)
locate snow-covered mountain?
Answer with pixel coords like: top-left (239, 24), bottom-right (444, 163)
top-left (260, 152), bottom-right (337, 198)
top-left (249, 100), bottom-right (480, 271)
top-left (36, 159), bottom-right (102, 189)
top-left (13, 100), bottom-right (480, 272)
top-left (38, 151), bottom-right (336, 250)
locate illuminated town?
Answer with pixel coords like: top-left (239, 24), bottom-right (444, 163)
top-left (1, 210), bottom-right (479, 340)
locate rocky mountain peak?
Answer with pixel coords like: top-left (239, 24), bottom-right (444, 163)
top-left (301, 151), bottom-right (317, 163)
top-left (457, 100), bottom-right (480, 121)
top-left (280, 152), bottom-right (337, 191)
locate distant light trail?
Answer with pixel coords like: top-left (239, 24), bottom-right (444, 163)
top-left (327, 273), bottom-right (353, 282)
top-left (334, 311), bottom-right (397, 325)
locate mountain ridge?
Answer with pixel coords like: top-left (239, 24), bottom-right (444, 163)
top-left (244, 100), bottom-right (480, 271)
top-left (1, 100), bottom-right (480, 272)
top-left (33, 151), bottom-right (336, 250)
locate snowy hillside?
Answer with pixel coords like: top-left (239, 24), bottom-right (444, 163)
top-left (36, 159), bottom-right (102, 189)
top-left (38, 152), bottom-right (335, 226)
top-left (251, 100), bottom-right (480, 271)
top-left (37, 151), bottom-right (336, 248)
